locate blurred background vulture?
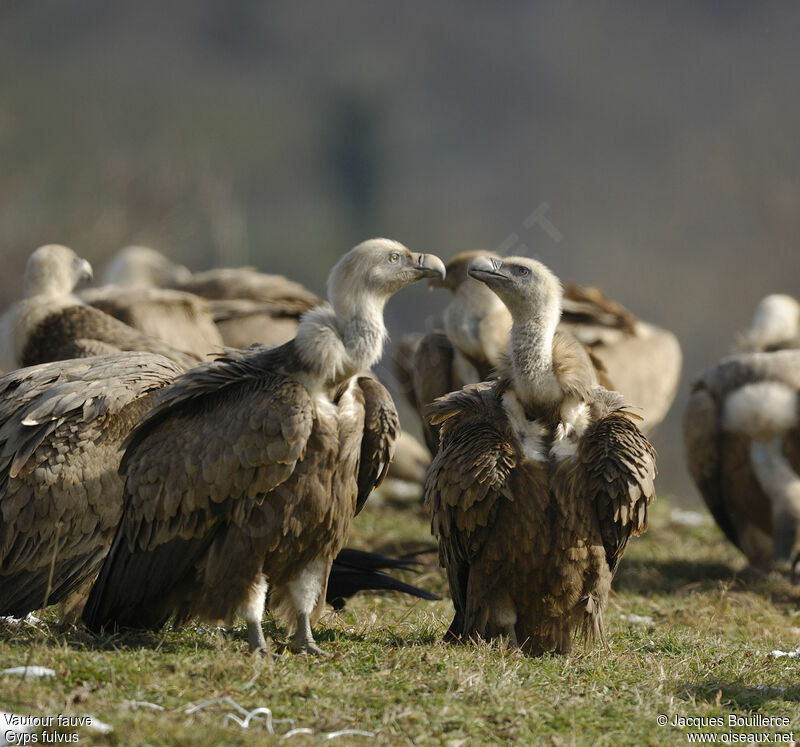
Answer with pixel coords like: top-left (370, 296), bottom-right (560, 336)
top-left (84, 239), bottom-right (445, 655)
top-left (0, 353), bottom-right (182, 616)
top-left (398, 250), bottom-right (680, 453)
top-left (684, 348), bottom-right (800, 570)
top-left (736, 293), bottom-right (800, 354)
top-left (424, 255), bottom-right (656, 655)
top-left (1, 245), bottom-right (202, 372)
top-left (102, 245), bottom-right (323, 348)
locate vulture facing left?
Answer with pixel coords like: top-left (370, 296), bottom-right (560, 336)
top-left (399, 250), bottom-right (680, 452)
top-left (424, 256), bottom-right (656, 655)
top-left (84, 239), bottom-right (445, 655)
top-left (0, 353), bottom-right (182, 616)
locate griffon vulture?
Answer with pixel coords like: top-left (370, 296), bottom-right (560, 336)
top-left (179, 271), bottom-right (322, 349)
top-left (83, 239), bottom-right (445, 655)
top-left (0, 353), bottom-right (182, 616)
top-left (736, 294), bottom-right (800, 353)
top-left (4, 245), bottom-right (202, 371)
top-left (102, 245), bottom-right (323, 348)
top-left (424, 255), bottom-right (656, 655)
top-left (684, 349), bottom-right (800, 569)
top-left (81, 286), bottom-right (223, 360)
top-left (399, 251), bottom-right (679, 453)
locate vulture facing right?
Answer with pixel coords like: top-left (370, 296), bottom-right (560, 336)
top-left (424, 255), bottom-right (656, 655)
top-left (84, 239), bottom-right (445, 656)
top-left (3, 245), bottom-right (201, 371)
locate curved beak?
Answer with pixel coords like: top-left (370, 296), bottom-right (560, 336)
top-left (467, 256), bottom-right (504, 284)
top-left (78, 258), bottom-right (94, 283)
top-left (412, 253), bottom-right (446, 282)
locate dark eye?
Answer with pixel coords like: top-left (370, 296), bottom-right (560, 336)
top-left (388, 252), bottom-right (399, 263)
top-left (517, 266), bottom-right (529, 277)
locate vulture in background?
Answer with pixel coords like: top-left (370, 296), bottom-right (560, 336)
top-left (398, 250), bottom-right (680, 452)
top-left (424, 255), bottom-right (656, 655)
top-left (80, 286), bottom-right (223, 361)
top-left (2, 245), bottom-right (201, 371)
top-left (84, 239), bottom-right (446, 655)
top-left (684, 349), bottom-right (800, 570)
top-left (102, 245), bottom-right (322, 348)
top-left (0, 353), bottom-right (182, 616)
top-left (736, 294), bottom-right (800, 353)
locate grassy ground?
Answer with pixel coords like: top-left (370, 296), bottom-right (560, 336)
top-left (3, 496), bottom-right (800, 746)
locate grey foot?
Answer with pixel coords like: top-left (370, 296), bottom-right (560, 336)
top-left (247, 620), bottom-right (268, 654)
top-left (286, 612), bottom-right (329, 657)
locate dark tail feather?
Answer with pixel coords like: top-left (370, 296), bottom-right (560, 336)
top-left (327, 548), bottom-right (441, 610)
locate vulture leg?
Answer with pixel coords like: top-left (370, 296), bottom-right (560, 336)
top-left (750, 438), bottom-right (800, 566)
top-left (236, 574), bottom-right (269, 653)
top-left (286, 558), bottom-right (329, 656)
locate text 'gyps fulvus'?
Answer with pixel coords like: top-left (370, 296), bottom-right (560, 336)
top-left (424, 256), bottom-right (656, 655)
top-left (83, 239), bottom-right (445, 655)
top-left (0, 353), bottom-right (182, 616)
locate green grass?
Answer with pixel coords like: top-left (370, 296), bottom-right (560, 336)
top-left (3, 497), bottom-right (800, 745)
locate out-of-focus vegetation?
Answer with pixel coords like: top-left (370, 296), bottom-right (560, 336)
top-left (1, 1), bottom-right (799, 496)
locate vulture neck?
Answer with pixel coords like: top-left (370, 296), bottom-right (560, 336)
top-left (295, 295), bottom-right (387, 388)
top-left (509, 304), bottom-right (561, 409)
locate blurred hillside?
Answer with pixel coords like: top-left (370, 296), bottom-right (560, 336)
top-left (1, 0), bottom-right (798, 498)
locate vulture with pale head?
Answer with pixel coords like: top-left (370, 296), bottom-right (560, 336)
top-left (0, 353), bottom-right (182, 616)
top-left (3, 245), bottom-right (202, 371)
top-left (736, 294), bottom-right (800, 354)
top-left (424, 255), bottom-right (656, 655)
top-left (83, 239), bottom-right (445, 655)
top-left (399, 250), bottom-right (680, 452)
top-left (684, 349), bottom-right (800, 570)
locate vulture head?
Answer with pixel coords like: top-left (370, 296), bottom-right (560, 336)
top-left (741, 294), bottom-right (800, 353)
top-left (468, 255), bottom-right (562, 322)
top-left (327, 238), bottom-right (446, 316)
top-left (432, 250), bottom-right (502, 292)
top-left (103, 245), bottom-right (192, 288)
top-left (24, 244), bottom-right (93, 298)
top-left (298, 239), bottom-right (445, 381)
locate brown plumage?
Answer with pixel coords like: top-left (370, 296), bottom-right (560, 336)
top-left (0, 353), bottom-right (182, 616)
top-left (83, 239), bottom-right (445, 655)
top-left (5, 245), bottom-right (202, 371)
top-left (684, 349), bottom-right (800, 569)
top-left (399, 250), bottom-right (680, 450)
top-left (424, 255), bottom-right (656, 655)
top-left (170, 266), bottom-right (322, 348)
top-left (101, 245), bottom-right (323, 348)
top-left (81, 285), bottom-right (223, 360)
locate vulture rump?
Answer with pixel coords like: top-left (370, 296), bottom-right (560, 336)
top-left (83, 239), bottom-right (445, 655)
top-left (424, 256), bottom-right (656, 655)
top-left (684, 349), bottom-right (800, 569)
